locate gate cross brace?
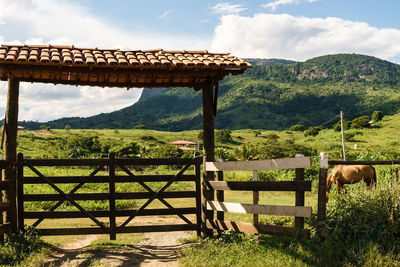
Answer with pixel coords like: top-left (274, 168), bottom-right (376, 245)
top-left (26, 163), bottom-right (108, 232)
top-left (32, 165), bottom-right (105, 227)
top-left (118, 161), bottom-right (194, 230)
top-left (118, 164), bottom-right (193, 225)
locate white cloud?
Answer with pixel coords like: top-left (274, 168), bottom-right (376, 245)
top-left (0, 82), bottom-right (142, 121)
top-left (209, 3), bottom-right (247, 15)
top-left (211, 13), bottom-right (400, 61)
top-left (263, 0), bottom-right (318, 11)
top-left (159, 9), bottom-right (173, 19)
top-left (0, 0), bottom-right (210, 122)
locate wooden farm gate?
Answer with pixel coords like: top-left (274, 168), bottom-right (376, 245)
top-left (17, 153), bottom-right (202, 240)
top-left (0, 160), bottom-right (11, 241)
top-left (203, 156), bottom-right (312, 237)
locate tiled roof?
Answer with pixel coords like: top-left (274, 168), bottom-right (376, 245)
top-left (0, 44), bottom-right (251, 69)
top-left (0, 44), bottom-right (251, 89)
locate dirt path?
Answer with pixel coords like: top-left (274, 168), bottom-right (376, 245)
top-left (43, 217), bottom-right (195, 267)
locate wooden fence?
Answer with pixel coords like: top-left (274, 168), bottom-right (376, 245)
top-left (17, 153), bottom-right (202, 240)
top-left (203, 156), bottom-right (312, 237)
top-left (0, 160), bottom-right (11, 241)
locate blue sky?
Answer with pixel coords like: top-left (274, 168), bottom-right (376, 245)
top-left (1, 0), bottom-right (400, 121)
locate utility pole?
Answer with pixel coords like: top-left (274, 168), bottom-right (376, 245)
top-left (340, 111), bottom-right (346, 160)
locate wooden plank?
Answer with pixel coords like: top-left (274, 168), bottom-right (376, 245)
top-left (38, 224), bottom-right (196, 236)
top-left (116, 158), bottom-right (201, 166)
top-left (318, 153), bottom-right (329, 234)
top-left (22, 174), bottom-right (196, 184)
top-left (0, 223), bottom-right (11, 234)
top-left (216, 171), bottom-right (224, 221)
top-left (206, 201), bottom-right (312, 217)
top-left (24, 208), bottom-right (197, 219)
top-left (24, 191), bottom-right (196, 201)
top-left (108, 153), bottom-right (116, 240)
top-left (24, 158), bottom-right (109, 167)
top-left (206, 181), bottom-right (312, 192)
top-left (206, 220), bottom-right (310, 237)
top-left (17, 153), bottom-right (24, 229)
top-left (253, 170), bottom-right (259, 224)
top-left (206, 157), bottom-right (311, 171)
top-left (194, 159), bottom-right (202, 237)
top-left (295, 167), bottom-right (305, 229)
top-left (0, 201), bottom-right (11, 212)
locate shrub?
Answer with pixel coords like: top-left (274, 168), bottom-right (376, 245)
top-left (351, 116), bottom-right (370, 129)
top-left (216, 129), bottom-right (232, 142)
top-left (133, 124), bottom-right (144, 129)
top-left (333, 120), bottom-right (351, 131)
top-left (110, 142), bottom-right (140, 158)
top-left (215, 148), bottom-right (236, 161)
top-left (0, 226), bottom-right (46, 265)
top-left (372, 110), bottom-right (383, 122)
top-left (304, 126), bottom-right (322, 137)
top-left (290, 124), bottom-right (305, 131)
top-left (321, 181), bottom-right (400, 263)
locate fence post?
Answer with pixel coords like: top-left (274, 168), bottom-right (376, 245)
top-left (201, 156), bottom-right (214, 238)
top-left (317, 152), bottom-right (328, 235)
top-left (194, 152), bottom-right (202, 236)
top-left (216, 169), bottom-right (224, 222)
top-left (295, 154), bottom-right (305, 230)
top-left (0, 162), bottom-right (3, 242)
top-left (108, 153), bottom-right (116, 240)
top-left (253, 170), bottom-right (259, 224)
top-left (17, 153), bottom-right (24, 230)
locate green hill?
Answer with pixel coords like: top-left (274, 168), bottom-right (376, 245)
top-left (19, 54), bottom-right (400, 131)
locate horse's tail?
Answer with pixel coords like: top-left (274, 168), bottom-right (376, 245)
top-left (371, 165), bottom-right (377, 187)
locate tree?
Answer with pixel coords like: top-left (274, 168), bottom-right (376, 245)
top-left (333, 120), bottom-right (351, 131)
top-left (351, 116), bottom-right (370, 129)
top-left (372, 111), bottom-right (383, 122)
top-left (290, 124), bottom-right (305, 131)
top-left (216, 129), bottom-right (232, 142)
top-left (133, 124), bottom-right (144, 129)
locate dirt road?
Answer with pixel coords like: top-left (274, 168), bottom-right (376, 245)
top-left (43, 217), bottom-right (195, 267)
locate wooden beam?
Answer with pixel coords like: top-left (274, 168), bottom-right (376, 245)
top-left (3, 77), bottom-right (19, 231)
top-left (202, 85), bottom-right (215, 238)
top-left (206, 220), bottom-right (310, 237)
top-left (206, 201), bottom-right (312, 217)
top-left (205, 180), bottom-right (312, 192)
top-left (205, 157), bottom-right (311, 171)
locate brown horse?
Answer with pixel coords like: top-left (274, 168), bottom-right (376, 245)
top-left (326, 165), bottom-right (376, 199)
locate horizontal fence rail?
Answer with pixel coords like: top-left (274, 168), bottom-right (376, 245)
top-left (203, 156), bottom-right (312, 237)
top-left (18, 154), bottom-right (202, 239)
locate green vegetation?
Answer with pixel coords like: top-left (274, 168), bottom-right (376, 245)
top-left (0, 226), bottom-right (51, 266)
top-left (11, 54), bottom-right (400, 132)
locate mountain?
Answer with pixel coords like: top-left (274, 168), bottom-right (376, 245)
top-left (16, 54), bottom-right (400, 131)
top-left (244, 58), bottom-right (297, 66)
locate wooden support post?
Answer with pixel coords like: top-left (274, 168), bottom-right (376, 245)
top-left (253, 170), bottom-right (259, 224)
top-left (201, 85), bottom-right (215, 238)
top-left (317, 152), bottom-right (328, 235)
top-left (194, 152), bottom-right (202, 236)
top-left (294, 154), bottom-right (305, 230)
top-left (108, 153), bottom-right (116, 240)
top-left (3, 78), bottom-right (19, 231)
top-left (17, 153), bottom-right (24, 230)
